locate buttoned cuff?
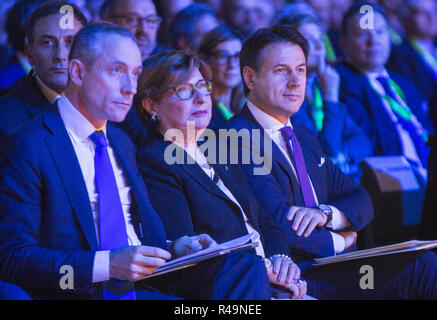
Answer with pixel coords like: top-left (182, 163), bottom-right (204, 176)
top-left (330, 231), bottom-right (346, 254)
top-left (92, 250), bottom-right (111, 283)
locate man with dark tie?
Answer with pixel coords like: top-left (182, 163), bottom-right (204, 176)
top-left (0, 0), bottom-right (87, 143)
top-left (337, 2), bottom-right (435, 182)
top-left (388, 0), bottom-right (437, 127)
top-left (0, 22), bottom-right (271, 300)
top-left (228, 24), bottom-right (437, 299)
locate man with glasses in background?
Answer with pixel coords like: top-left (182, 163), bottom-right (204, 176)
top-left (106, 0), bottom-right (164, 61)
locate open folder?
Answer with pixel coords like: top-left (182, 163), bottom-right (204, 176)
top-left (142, 233), bottom-right (259, 279)
top-left (313, 239), bottom-right (437, 266)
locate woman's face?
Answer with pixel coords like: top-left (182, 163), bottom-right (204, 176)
top-left (297, 22), bottom-right (325, 71)
top-left (155, 68), bottom-right (212, 136)
top-left (208, 39), bottom-right (242, 90)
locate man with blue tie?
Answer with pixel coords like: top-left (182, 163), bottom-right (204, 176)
top-left (228, 24), bottom-right (437, 299)
top-left (337, 2), bottom-right (435, 181)
top-left (0, 22), bottom-right (271, 300)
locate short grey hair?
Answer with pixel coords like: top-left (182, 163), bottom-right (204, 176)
top-left (69, 22), bottom-right (138, 68)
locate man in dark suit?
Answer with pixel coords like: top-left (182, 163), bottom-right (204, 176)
top-left (0, 1), bottom-right (87, 142)
top-left (337, 2), bottom-right (434, 181)
top-left (387, 0), bottom-right (437, 127)
top-left (228, 24), bottom-right (437, 299)
top-left (0, 23), bottom-right (271, 300)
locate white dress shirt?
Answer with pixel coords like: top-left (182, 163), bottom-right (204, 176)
top-left (183, 143), bottom-right (266, 258)
top-left (57, 96), bottom-right (141, 283)
top-left (247, 100), bottom-right (351, 254)
top-left (366, 69), bottom-right (427, 180)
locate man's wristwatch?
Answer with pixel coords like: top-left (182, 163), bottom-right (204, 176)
top-left (318, 204), bottom-right (333, 227)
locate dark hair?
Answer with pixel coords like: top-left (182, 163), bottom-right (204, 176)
top-left (240, 24), bottom-right (309, 95)
top-left (25, 0), bottom-right (88, 44)
top-left (341, 1), bottom-right (387, 36)
top-left (69, 22), bottom-right (138, 67)
top-left (198, 24), bottom-right (244, 59)
top-left (134, 51), bottom-right (212, 124)
top-left (277, 13), bottom-right (321, 30)
top-left (168, 3), bottom-right (217, 50)
top-left (4, 0), bottom-right (46, 52)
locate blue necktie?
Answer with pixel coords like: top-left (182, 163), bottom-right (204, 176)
top-left (376, 77), bottom-right (429, 168)
top-left (280, 126), bottom-right (317, 208)
top-left (89, 131), bottom-right (136, 300)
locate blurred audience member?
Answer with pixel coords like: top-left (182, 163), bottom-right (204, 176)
top-left (279, 14), bottom-right (371, 177)
top-left (197, 0), bottom-right (222, 17)
top-left (155, 0), bottom-right (193, 47)
top-left (106, 0), bottom-right (163, 61)
top-left (222, 0), bottom-right (274, 37)
top-left (0, 0), bottom-right (15, 66)
top-left (86, 0), bottom-right (106, 22)
top-left (305, 0), bottom-right (337, 62)
top-left (379, 0), bottom-right (405, 45)
top-left (0, 0), bottom-right (45, 94)
top-left (198, 24), bottom-right (245, 130)
top-left (169, 3), bottom-right (219, 54)
top-left (388, 0), bottom-right (437, 127)
top-left (0, 0), bottom-right (86, 142)
top-left (338, 2), bottom-right (434, 181)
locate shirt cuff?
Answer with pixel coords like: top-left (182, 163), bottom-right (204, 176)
top-left (330, 231), bottom-right (346, 254)
top-left (92, 250), bottom-right (111, 283)
top-left (325, 205), bottom-right (351, 230)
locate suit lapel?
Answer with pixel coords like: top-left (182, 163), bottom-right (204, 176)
top-left (240, 105), bottom-right (305, 206)
top-left (22, 75), bottom-right (53, 119)
top-left (43, 111), bottom-right (99, 251)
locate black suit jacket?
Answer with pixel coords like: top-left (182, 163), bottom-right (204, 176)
top-left (137, 129), bottom-right (291, 258)
top-left (0, 74), bottom-right (53, 142)
top-left (0, 109), bottom-right (168, 299)
top-left (227, 105), bottom-right (374, 258)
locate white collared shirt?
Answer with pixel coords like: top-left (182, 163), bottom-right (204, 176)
top-left (366, 69), bottom-right (427, 180)
top-left (247, 100), bottom-right (350, 254)
top-left (57, 96), bottom-right (141, 283)
top-left (183, 143), bottom-right (266, 258)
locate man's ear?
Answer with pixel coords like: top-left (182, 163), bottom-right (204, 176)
top-left (243, 66), bottom-right (257, 91)
top-left (24, 36), bottom-right (34, 66)
top-left (68, 59), bottom-right (86, 86)
top-left (141, 97), bottom-right (158, 116)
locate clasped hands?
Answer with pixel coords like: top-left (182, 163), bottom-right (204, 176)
top-left (109, 234), bottom-right (216, 282)
top-left (287, 206), bottom-right (357, 248)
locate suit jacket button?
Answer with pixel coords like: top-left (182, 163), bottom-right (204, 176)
top-left (358, 216), bottom-right (363, 223)
top-left (311, 246), bottom-right (319, 253)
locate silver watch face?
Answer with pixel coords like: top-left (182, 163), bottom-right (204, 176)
top-left (318, 205), bottom-right (331, 214)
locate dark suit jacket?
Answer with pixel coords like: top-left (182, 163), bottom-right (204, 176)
top-left (388, 41), bottom-right (437, 127)
top-left (137, 129), bottom-right (291, 258)
top-left (421, 134), bottom-right (437, 239)
top-left (227, 105), bottom-right (374, 258)
top-left (337, 62), bottom-right (435, 156)
top-left (0, 109), bottom-right (168, 299)
top-left (0, 74), bottom-right (53, 142)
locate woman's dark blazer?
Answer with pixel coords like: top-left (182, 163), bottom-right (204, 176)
top-left (137, 129), bottom-right (291, 258)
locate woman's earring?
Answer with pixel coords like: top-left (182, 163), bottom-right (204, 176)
top-left (150, 112), bottom-right (160, 122)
